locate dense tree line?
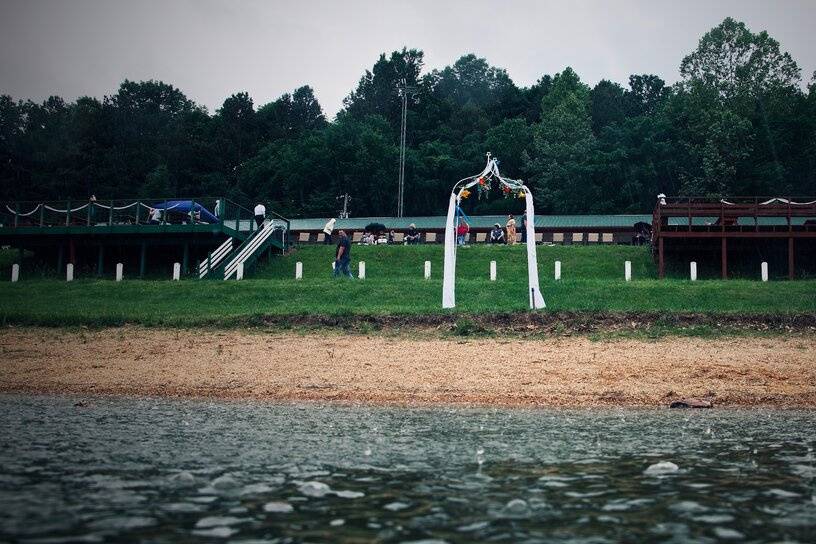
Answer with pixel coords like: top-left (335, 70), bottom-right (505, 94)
top-left (1, 18), bottom-right (814, 217)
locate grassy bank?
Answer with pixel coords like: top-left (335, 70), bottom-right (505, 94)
top-left (0, 245), bottom-right (814, 328)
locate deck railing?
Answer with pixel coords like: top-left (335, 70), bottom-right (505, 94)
top-left (654, 196), bottom-right (816, 231)
top-left (0, 197), bottom-right (290, 243)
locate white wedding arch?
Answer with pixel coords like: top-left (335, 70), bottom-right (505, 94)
top-left (442, 154), bottom-right (546, 310)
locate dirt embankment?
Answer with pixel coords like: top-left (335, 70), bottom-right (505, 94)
top-left (1, 327), bottom-right (814, 407)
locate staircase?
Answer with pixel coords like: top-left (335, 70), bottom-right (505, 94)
top-left (199, 237), bottom-right (234, 278)
top-left (216, 220), bottom-right (285, 280)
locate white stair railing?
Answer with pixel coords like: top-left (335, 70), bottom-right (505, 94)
top-left (199, 238), bottom-right (234, 278)
top-left (223, 221), bottom-right (278, 279)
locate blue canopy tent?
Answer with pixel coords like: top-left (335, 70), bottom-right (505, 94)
top-left (151, 200), bottom-right (218, 223)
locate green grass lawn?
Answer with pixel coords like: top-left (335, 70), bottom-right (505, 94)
top-left (0, 245), bottom-right (814, 327)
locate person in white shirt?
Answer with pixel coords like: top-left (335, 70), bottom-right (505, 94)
top-left (254, 203), bottom-right (266, 227)
top-left (149, 207), bottom-right (161, 225)
top-left (322, 217), bottom-right (336, 244)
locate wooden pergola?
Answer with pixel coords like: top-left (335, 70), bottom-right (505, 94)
top-left (653, 196), bottom-right (816, 279)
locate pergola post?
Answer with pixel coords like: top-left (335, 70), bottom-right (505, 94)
top-left (139, 242), bottom-right (147, 279)
top-left (182, 243), bottom-right (189, 275)
top-left (658, 237), bottom-right (664, 279)
top-left (97, 245), bottom-right (104, 277)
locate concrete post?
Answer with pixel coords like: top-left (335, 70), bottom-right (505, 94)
top-left (761, 261), bottom-right (768, 282)
top-left (11, 264), bottom-right (19, 282)
top-left (359, 261), bottom-right (366, 279)
top-left (295, 261), bottom-right (303, 279)
top-left (173, 262), bottom-right (181, 281)
top-left (490, 260), bottom-right (496, 281)
top-left (554, 261), bottom-right (561, 281)
top-left (424, 260), bottom-right (431, 279)
top-left (66, 263), bottom-right (74, 282)
top-left (236, 263), bottom-right (244, 280)
top-left (690, 261), bottom-right (697, 281)
top-left (625, 261), bottom-right (632, 282)
top-left (116, 263), bottom-right (123, 282)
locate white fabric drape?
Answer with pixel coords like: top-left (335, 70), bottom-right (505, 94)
top-left (523, 186), bottom-right (546, 309)
top-left (442, 191), bottom-right (458, 308)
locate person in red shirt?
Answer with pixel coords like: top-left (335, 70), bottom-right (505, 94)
top-left (456, 220), bottom-right (470, 246)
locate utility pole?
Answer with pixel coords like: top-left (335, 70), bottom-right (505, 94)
top-left (396, 78), bottom-right (416, 218)
top-left (337, 193), bottom-right (351, 219)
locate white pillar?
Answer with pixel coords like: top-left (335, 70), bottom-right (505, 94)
top-left (236, 262), bottom-right (244, 280)
top-left (761, 261), bottom-right (768, 282)
top-left (359, 261), bottom-right (366, 279)
top-left (172, 262), bottom-right (181, 280)
top-left (66, 263), bottom-right (74, 282)
top-left (554, 261), bottom-right (561, 281)
top-left (690, 261), bottom-right (697, 281)
top-left (424, 260), bottom-right (431, 279)
top-left (490, 260), bottom-right (496, 281)
top-left (625, 261), bottom-right (632, 282)
top-left (295, 261), bottom-right (303, 279)
top-left (11, 264), bottom-right (19, 282)
top-left (115, 263), bottom-right (123, 282)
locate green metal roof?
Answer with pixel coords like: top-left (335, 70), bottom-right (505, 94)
top-left (289, 215), bottom-right (652, 231)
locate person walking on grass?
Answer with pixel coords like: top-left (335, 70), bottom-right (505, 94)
top-left (333, 230), bottom-right (354, 278)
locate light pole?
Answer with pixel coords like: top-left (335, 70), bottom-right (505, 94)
top-left (337, 193), bottom-right (351, 219)
top-left (396, 78), bottom-right (416, 218)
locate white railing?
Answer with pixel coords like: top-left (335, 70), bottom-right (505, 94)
top-left (223, 220), bottom-right (279, 280)
top-left (199, 238), bottom-right (234, 278)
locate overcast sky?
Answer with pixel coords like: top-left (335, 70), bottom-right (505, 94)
top-left (1, 0), bottom-right (814, 118)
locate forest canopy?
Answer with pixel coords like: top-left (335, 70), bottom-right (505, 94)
top-left (1, 18), bottom-right (814, 217)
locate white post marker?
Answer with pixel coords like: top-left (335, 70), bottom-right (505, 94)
top-left (116, 263), bottom-right (123, 282)
top-left (331, 261), bottom-right (336, 271)
top-left (11, 264), bottom-right (19, 282)
top-left (690, 261), bottom-right (697, 281)
top-left (236, 262), bottom-right (244, 281)
top-left (359, 261), bottom-right (366, 279)
top-left (761, 261), bottom-right (768, 282)
top-left (554, 261), bottom-right (561, 281)
top-left (173, 262), bottom-right (181, 281)
top-left (66, 263), bottom-right (74, 282)
top-left (490, 260), bottom-right (497, 281)
top-left (625, 260), bottom-right (632, 282)
top-left (295, 261), bottom-right (303, 279)
top-left (424, 260), bottom-right (431, 279)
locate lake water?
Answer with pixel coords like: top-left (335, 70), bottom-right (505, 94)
top-left (0, 395), bottom-right (814, 543)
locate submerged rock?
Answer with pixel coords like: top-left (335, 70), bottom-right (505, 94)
top-left (298, 481), bottom-right (332, 498)
top-left (670, 398), bottom-right (713, 408)
top-left (263, 501), bottom-right (294, 513)
top-left (644, 461), bottom-right (680, 476)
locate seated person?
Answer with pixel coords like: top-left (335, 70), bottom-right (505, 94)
top-left (387, 230), bottom-right (395, 244)
top-left (148, 207), bottom-right (162, 225)
top-left (405, 223), bottom-right (421, 245)
top-left (489, 223), bottom-right (506, 244)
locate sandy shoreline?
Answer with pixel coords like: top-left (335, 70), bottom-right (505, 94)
top-left (1, 327), bottom-right (814, 408)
